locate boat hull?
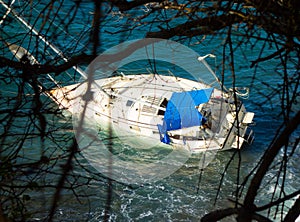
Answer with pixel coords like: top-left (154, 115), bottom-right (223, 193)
top-left (49, 74), bottom-right (254, 153)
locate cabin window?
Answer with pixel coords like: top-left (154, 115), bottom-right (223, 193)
top-left (157, 109), bottom-right (165, 116)
top-left (158, 98), bottom-right (168, 116)
top-left (160, 98), bottom-right (168, 108)
top-left (126, 100), bottom-right (134, 106)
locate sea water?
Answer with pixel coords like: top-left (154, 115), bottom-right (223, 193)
top-left (0, 1), bottom-right (299, 221)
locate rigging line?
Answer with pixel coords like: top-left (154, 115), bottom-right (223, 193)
top-left (0, 0), bottom-right (110, 98)
top-left (1, 2), bottom-right (174, 115)
top-left (151, 42), bottom-right (157, 74)
top-left (0, 0), bottom-right (85, 77)
top-left (144, 41), bottom-right (157, 74)
top-left (1, 1), bottom-right (179, 112)
top-left (0, 0), bottom-right (15, 25)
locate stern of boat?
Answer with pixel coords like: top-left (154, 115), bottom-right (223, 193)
top-left (223, 105), bottom-right (255, 150)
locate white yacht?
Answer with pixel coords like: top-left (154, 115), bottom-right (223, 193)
top-left (50, 71), bottom-right (254, 153)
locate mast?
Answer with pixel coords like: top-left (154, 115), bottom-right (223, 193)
top-left (0, 0), bottom-right (110, 98)
top-left (0, 0), bottom-right (171, 111)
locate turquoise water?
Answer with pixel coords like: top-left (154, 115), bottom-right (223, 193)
top-left (0, 1), bottom-right (299, 221)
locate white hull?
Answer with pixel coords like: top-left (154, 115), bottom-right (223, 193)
top-left (50, 74), bottom-right (254, 153)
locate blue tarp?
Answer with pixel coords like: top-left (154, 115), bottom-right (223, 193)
top-left (158, 88), bottom-right (213, 144)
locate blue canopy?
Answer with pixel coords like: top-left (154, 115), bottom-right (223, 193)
top-left (158, 88), bottom-right (213, 144)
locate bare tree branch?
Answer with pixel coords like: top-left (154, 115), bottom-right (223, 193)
top-left (240, 110), bottom-right (300, 221)
top-left (283, 195), bottom-right (300, 222)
